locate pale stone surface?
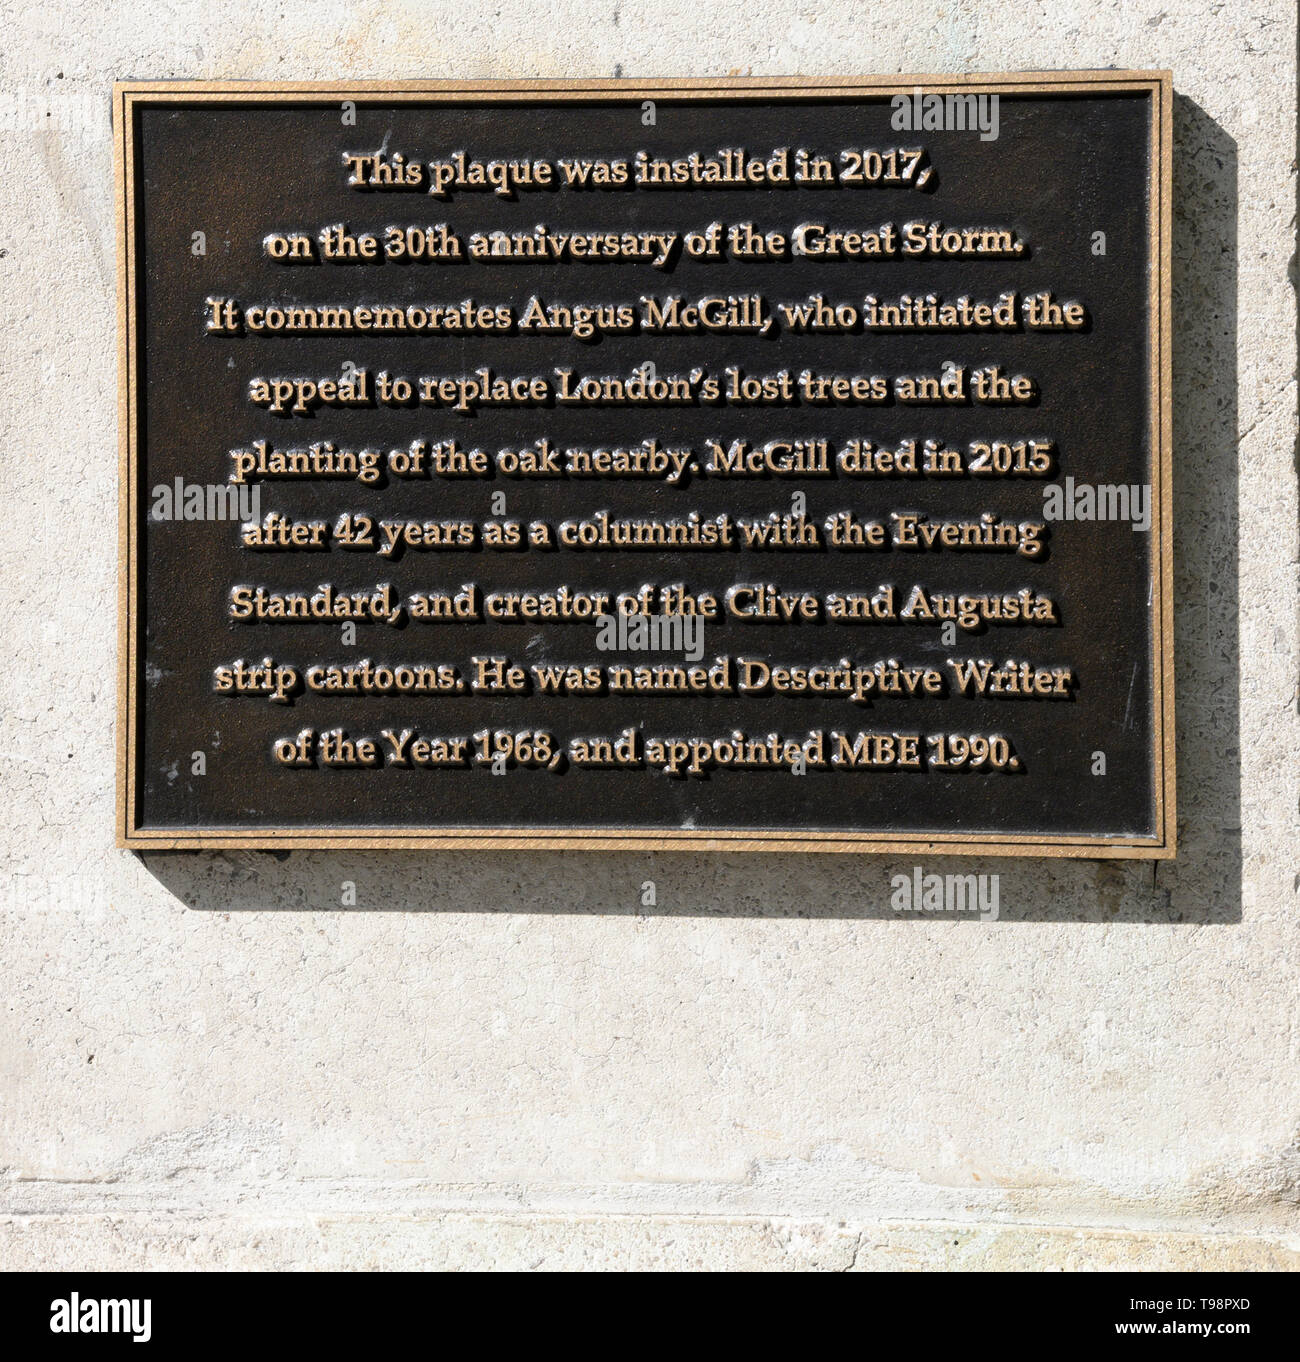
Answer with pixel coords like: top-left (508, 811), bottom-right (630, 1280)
top-left (0, 0), bottom-right (1296, 1269)
top-left (4, 1214), bottom-right (1300, 1272)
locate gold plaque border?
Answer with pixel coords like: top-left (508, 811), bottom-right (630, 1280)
top-left (115, 73), bottom-right (1175, 857)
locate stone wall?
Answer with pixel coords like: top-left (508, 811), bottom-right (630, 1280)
top-left (1, 0), bottom-right (1296, 1269)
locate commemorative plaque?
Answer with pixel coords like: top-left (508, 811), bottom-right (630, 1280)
top-left (116, 74), bottom-right (1173, 854)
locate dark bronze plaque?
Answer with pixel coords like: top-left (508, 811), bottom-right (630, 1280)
top-left (116, 75), bottom-right (1173, 854)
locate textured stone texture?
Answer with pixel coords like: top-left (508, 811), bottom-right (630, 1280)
top-left (0, 1), bottom-right (1296, 1269)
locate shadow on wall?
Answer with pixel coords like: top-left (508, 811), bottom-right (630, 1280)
top-left (141, 95), bottom-right (1241, 924)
